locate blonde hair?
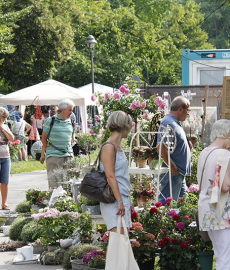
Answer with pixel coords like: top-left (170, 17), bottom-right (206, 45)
top-left (0, 107), bottom-right (9, 118)
top-left (210, 119), bottom-right (230, 142)
top-left (107, 111), bottom-right (133, 132)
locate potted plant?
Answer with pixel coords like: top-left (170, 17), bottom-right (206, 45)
top-left (131, 175), bottom-right (155, 207)
top-left (0, 217), bottom-right (7, 226)
top-left (132, 146), bottom-right (149, 168)
top-left (82, 250), bottom-right (106, 270)
top-left (78, 195), bottom-right (101, 215)
top-left (129, 222), bottom-right (156, 269)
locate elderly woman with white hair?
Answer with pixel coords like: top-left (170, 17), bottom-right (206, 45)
top-left (198, 119), bottom-right (230, 270)
top-left (0, 107), bottom-right (14, 210)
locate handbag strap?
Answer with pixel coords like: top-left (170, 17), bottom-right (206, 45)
top-left (198, 147), bottom-right (221, 191)
top-left (94, 142), bottom-right (117, 170)
top-left (117, 215), bottom-right (128, 237)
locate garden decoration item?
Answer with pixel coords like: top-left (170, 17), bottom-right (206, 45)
top-left (80, 142), bottom-right (116, 204)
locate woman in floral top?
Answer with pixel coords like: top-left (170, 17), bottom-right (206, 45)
top-left (198, 119), bottom-right (230, 270)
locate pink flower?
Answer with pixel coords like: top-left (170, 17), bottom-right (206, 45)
top-left (130, 103), bottom-right (137, 110)
top-left (113, 92), bottom-right (120, 100)
top-left (124, 88), bottom-right (130, 95)
top-left (167, 209), bottom-right (176, 216)
top-left (89, 129), bottom-right (95, 136)
top-left (119, 85), bottom-right (126, 93)
top-left (100, 98), bottom-right (105, 103)
top-left (132, 122), bottom-right (136, 127)
top-left (159, 101), bottom-right (167, 109)
top-left (105, 92), bottom-right (110, 99)
top-left (77, 195), bottom-right (81, 201)
top-left (155, 96), bottom-right (163, 107)
top-left (94, 115), bottom-right (100, 121)
top-left (131, 240), bottom-right (141, 248)
top-left (165, 197), bottom-right (173, 206)
top-left (139, 101), bottom-right (146, 109)
top-left (125, 76), bottom-right (130, 80)
top-left (91, 94), bottom-right (96, 101)
top-left (123, 84), bottom-right (128, 87)
top-left (177, 222), bottom-right (185, 230)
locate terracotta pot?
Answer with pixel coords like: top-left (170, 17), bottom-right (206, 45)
top-left (137, 196), bottom-right (148, 207)
top-left (136, 159), bottom-right (147, 168)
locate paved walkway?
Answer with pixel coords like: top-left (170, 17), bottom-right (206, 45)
top-left (0, 170), bottom-right (63, 270)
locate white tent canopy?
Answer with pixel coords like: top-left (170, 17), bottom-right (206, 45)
top-left (0, 79), bottom-right (87, 132)
top-left (76, 83), bottom-right (114, 106)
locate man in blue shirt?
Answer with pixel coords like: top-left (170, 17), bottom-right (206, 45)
top-left (157, 96), bottom-right (191, 204)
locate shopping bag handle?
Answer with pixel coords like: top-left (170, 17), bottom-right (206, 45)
top-left (117, 215), bottom-right (128, 237)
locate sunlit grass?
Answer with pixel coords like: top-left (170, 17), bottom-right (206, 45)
top-left (11, 157), bottom-right (46, 173)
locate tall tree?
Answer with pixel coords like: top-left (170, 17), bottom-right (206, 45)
top-left (0, 0), bottom-right (76, 92)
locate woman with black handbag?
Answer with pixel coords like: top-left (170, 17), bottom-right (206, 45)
top-left (100, 111), bottom-right (134, 231)
top-left (198, 119), bottom-right (230, 270)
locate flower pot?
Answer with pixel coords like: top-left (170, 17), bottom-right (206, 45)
top-left (198, 251), bottom-right (214, 270)
top-left (33, 245), bottom-right (47, 255)
top-left (137, 196), bottom-right (148, 207)
top-left (47, 244), bottom-right (60, 252)
top-left (71, 259), bottom-right (90, 270)
top-left (31, 203), bottom-right (46, 212)
top-left (138, 258), bottom-right (155, 270)
top-left (137, 159), bottom-right (147, 168)
top-left (81, 204), bottom-right (101, 215)
top-left (2, 225), bottom-right (10, 236)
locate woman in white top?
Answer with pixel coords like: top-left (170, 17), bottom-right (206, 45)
top-left (13, 112), bottom-right (31, 161)
top-left (0, 107), bottom-right (14, 210)
top-left (198, 119), bottom-right (230, 270)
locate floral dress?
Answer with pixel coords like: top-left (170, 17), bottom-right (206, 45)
top-left (198, 147), bottom-right (230, 231)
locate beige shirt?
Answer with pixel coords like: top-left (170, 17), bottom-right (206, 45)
top-left (0, 124), bottom-right (10, 158)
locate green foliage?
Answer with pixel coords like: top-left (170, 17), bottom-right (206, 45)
top-left (9, 217), bottom-right (32, 241)
top-left (15, 200), bottom-right (31, 213)
top-left (11, 159), bottom-right (46, 173)
top-left (62, 243), bottom-right (100, 270)
top-left (54, 196), bottom-right (78, 212)
top-left (20, 220), bottom-right (43, 243)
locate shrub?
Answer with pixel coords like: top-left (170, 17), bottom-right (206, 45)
top-left (9, 217), bottom-right (32, 241)
top-left (62, 243), bottom-right (100, 270)
top-left (15, 200), bottom-right (31, 213)
top-left (20, 220), bottom-right (43, 243)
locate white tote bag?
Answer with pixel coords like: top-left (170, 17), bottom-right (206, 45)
top-left (105, 215), bottom-right (140, 270)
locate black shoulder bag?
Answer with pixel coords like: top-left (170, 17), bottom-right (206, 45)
top-left (79, 142), bottom-right (117, 203)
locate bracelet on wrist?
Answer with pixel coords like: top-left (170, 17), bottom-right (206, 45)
top-left (117, 200), bottom-right (123, 204)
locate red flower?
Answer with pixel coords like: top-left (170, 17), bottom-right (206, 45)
top-left (186, 237), bottom-right (192, 244)
top-left (38, 197), bottom-right (42, 202)
top-left (177, 222), bottom-right (185, 230)
top-left (180, 241), bottom-right (188, 249)
top-left (150, 206), bottom-right (158, 215)
top-left (172, 214), bottom-right (180, 221)
top-left (158, 240), bottom-right (164, 247)
top-left (172, 238), bottom-right (178, 244)
top-left (155, 202), bottom-right (163, 208)
top-left (163, 236), bottom-right (171, 245)
top-left (131, 210), bottom-right (138, 220)
top-left (165, 197), bottom-right (173, 206)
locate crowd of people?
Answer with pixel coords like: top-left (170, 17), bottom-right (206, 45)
top-left (1, 95), bottom-right (230, 269)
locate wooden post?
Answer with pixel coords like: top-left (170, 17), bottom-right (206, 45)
top-left (222, 76), bottom-right (230, 119)
top-left (201, 85), bottom-right (209, 142)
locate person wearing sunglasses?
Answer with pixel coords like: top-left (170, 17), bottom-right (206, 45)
top-left (0, 107), bottom-right (14, 210)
